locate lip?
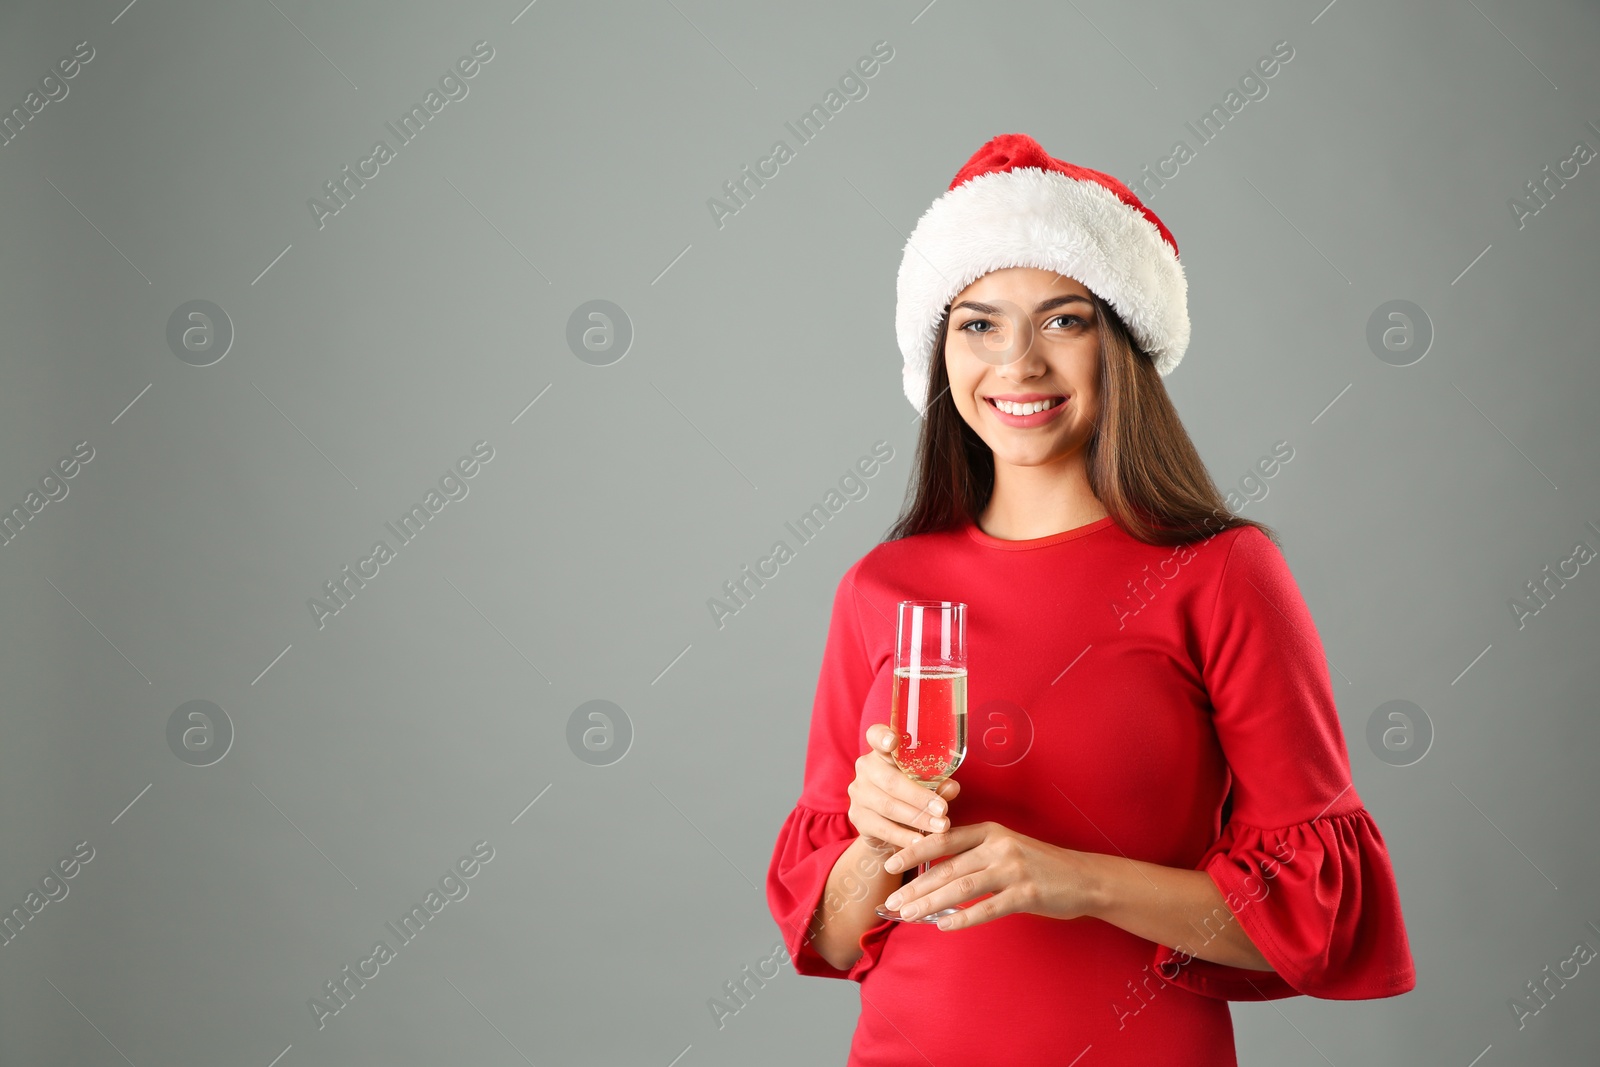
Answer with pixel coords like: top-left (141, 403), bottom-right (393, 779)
top-left (983, 394), bottom-right (1068, 428)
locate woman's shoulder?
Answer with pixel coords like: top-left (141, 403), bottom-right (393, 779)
top-left (1195, 521), bottom-right (1304, 605)
top-left (823, 525), bottom-right (964, 605)
top-left (853, 523), bottom-right (967, 575)
top-left (1209, 521), bottom-right (1284, 568)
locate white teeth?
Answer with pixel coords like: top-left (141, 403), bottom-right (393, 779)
top-left (992, 397), bottom-right (1062, 415)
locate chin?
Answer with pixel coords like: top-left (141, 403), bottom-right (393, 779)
top-left (989, 444), bottom-right (1064, 467)
top-left (988, 430), bottom-right (1092, 462)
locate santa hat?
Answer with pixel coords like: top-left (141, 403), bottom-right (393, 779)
top-left (895, 133), bottom-right (1190, 412)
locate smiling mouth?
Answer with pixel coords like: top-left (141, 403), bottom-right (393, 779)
top-left (984, 396), bottom-right (1065, 416)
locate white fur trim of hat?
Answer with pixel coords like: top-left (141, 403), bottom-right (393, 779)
top-left (895, 133), bottom-right (1190, 413)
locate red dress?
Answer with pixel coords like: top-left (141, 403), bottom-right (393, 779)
top-left (766, 516), bottom-right (1416, 1066)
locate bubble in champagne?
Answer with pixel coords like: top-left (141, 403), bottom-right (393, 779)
top-left (890, 666), bottom-right (968, 784)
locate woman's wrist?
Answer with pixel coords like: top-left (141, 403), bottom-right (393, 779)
top-left (1021, 842), bottom-right (1116, 922)
top-left (850, 834), bottom-right (900, 888)
top-left (1069, 848), bottom-right (1119, 922)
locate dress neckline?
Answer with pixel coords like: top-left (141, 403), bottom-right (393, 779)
top-left (962, 514), bottom-right (1116, 551)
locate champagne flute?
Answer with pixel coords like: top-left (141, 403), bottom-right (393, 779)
top-left (875, 600), bottom-right (968, 924)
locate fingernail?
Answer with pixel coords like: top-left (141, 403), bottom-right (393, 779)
top-left (885, 893), bottom-right (900, 908)
top-left (931, 817), bottom-right (946, 830)
top-left (884, 857), bottom-right (900, 873)
top-left (928, 799), bottom-right (944, 814)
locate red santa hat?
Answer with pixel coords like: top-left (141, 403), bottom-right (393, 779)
top-left (895, 133), bottom-right (1191, 412)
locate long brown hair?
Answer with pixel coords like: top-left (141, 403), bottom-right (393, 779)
top-left (884, 291), bottom-right (1278, 549)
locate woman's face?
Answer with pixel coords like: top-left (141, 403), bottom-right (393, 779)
top-left (942, 267), bottom-right (1102, 469)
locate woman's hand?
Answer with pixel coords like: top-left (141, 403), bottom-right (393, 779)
top-left (847, 723), bottom-right (961, 853)
top-left (879, 821), bottom-right (1104, 929)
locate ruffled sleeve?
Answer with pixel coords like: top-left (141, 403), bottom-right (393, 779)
top-left (1151, 528), bottom-right (1418, 1001)
top-left (765, 559), bottom-right (895, 982)
top-left (768, 805), bottom-right (896, 980)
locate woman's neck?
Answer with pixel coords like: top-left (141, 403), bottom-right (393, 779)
top-left (978, 454), bottom-right (1106, 540)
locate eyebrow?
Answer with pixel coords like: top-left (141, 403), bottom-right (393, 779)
top-left (951, 294), bottom-right (1094, 315)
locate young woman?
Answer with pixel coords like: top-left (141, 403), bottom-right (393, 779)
top-left (765, 134), bottom-right (1416, 1065)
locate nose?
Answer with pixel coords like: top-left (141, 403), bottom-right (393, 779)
top-left (994, 313), bottom-right (1045, 379)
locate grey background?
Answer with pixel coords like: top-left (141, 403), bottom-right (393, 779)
top-left (1, 0), bottom-right (1597, 1064)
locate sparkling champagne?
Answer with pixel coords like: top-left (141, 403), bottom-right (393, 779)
top-left (875, 601), bottom-right (968, 925)
top-left (890, 666), bottom-right (968, 787)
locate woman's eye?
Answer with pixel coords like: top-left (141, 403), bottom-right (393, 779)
top-left (960, 315), bottom-right (1083, 333)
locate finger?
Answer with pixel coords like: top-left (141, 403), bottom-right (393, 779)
top-left (883, 823), bottom-right (983, 876)
top-left (863, 725), bottom-right (949, 805)
top-left (888, 859), bottom-right (1000, 922)
top-left (864, 778), bottom-right (951, 835)
top-left (864, 761), bottom-right (952, 832)
top-left (865, 722), bottom-right (897, 754)
top-left (929, 887), bottom-right (1021, 931)
top-left (852, 808), bottom-right (928, 852)
top-left (850, 762), bottom-right (947, 837)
